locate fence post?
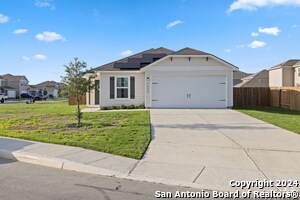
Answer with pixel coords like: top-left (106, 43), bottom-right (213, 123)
top-left (279, 88), bottom-right (281, 108)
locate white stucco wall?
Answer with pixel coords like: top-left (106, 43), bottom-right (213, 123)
top-left (100, 72), bottom-right (145, 107)
top-left (269, 68), bottom-right (283, 87)
top-left (86, 73), bottom-right (100, 106)
top-left (144, 57), bottom-right (234, 108)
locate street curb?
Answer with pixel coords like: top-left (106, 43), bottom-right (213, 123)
top-left (0, 149), bottom-right (127, 178)
top-left (0, 149), bottom-right (216, 191)
top-left (124, 174), bottom-right (193, 189)
top-left (62, 160), bottom-right (124, 176)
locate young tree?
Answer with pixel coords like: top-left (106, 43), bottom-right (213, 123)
top-left (61, 58), bottom-right (95, 127)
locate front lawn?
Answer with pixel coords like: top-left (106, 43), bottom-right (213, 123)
top-left (235, 106), bottom-right (300, 135)
top-left (0, 101), bottom-right (150, 159)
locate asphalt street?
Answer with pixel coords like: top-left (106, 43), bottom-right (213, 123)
top-left (0, 158), bottom-right (198, 200)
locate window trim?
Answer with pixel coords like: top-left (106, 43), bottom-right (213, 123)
top-left (115, 76), bottom-right (130, 100)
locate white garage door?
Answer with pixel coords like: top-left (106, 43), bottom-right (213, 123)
top-left (151, 75), bottom-right (226, 108)
top-left (7, 90), bottom-right (16, 98)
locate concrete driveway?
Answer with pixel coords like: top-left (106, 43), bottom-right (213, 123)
top-left (130, 109), bottom-right (300, 191)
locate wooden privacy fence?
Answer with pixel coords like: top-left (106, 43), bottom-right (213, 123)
top-left (270, 87), bottom-right (300, 111)
top-left (234, 87), bottom-right (300, 111)
top-left (233, 87), bottom-right (270, 107)
top-left (68, 96), bottom-right (86, 105)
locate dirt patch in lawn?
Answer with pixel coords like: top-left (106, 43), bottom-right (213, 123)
top-left (39, 115), bottom-right (72, 123)
top-left (0, 113), bottom-right (38, 119)
top-left (8, 124), bottom-right (38, 131)
top-left (65, 123), bottom-right (93, 129)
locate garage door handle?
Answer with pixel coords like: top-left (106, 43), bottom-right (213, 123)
top-left (152, 100), bottom-right (158, 101)
top-left (152, 83), bottom-right (158, 84)
top-left (219, 100), bottom-right (226, 101)
top-left (219, 83), bottom-right (226, 84)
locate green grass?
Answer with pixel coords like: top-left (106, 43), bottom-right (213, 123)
top-left (235, 106), bottom-right (300, 134)
top-left (0, 101), bottom-right (151, 159)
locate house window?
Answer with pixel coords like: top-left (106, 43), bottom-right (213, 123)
top-left (298, 68), bottom-right (300, 77)
top-left (115, 77), bottom-right (129, 99)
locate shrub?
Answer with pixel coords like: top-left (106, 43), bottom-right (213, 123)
top-left (121, 105), bottom-right (127, 109)
top-left (100, 106), bottom-right (108, 110)
top-left (138, 104), bottom-right (145, 109)
top-left (128, 105), bottom-right (135, 109)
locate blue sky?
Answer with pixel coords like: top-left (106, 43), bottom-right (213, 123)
top-left (0, 0), bottom-right (300, 84)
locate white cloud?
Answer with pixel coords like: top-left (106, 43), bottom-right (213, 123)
top-left (22, 56), bottom-right (30, 61)
top-left (258, 27), bottom-right (281, 36)
top-left (33, 54), bottom-right (47, 60)
top-left (35, 31), bottom-right (66, 42)
top-left (248, 40), bottom-right (266, 48)
top-left (292, 24), bottom-right (298, 28)
top-left (120, 50), bottom-right (133, 57)
top-left (166, 20), bottom-right (183, 29)
top-left (228, 0), bottom-right (300, 12)
top-left (236, 44), bottom-right (246, 48)
top-left (35, 0), bottom-right (55, 9)
top-left (251, 32), bottom-right (259, 37)
top-left (0, 13), bottom-right (9, 23)
top-left (225, 48), bottom-right (232, 53)
top-left (13, 29), bottom-right (28, 35)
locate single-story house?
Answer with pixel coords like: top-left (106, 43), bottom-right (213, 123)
top-left (87, 47), bottom-right (238, 109)
top-left (29, 81), bottom-right (62, 98)
top-left (233, 71), bottom-right (252, 86)
top-left (234, 70), bottom-right (269, 88)
top-left (269, 59), bottom-right (300, 87)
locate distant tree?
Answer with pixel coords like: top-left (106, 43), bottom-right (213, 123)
top-left (61, 58), bottom-right (95, 127)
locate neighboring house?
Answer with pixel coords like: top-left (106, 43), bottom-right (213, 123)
top-left (87, 47), bottom-right (238, 108)
top-left (29, 81), bottom-right (64, 98)
top-left (1, 74), bottom-right (29, 98)
top-left (269, 59), bottom-right (300, 87)
top-left (234, 70), bottom-right (269, 88)
top-left (233, 71), bottom-right (252, 86)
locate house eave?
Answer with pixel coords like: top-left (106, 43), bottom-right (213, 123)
top-left (141, 55), bottom-right (239, 72)
top-left (94, 70), bottom-right (143, 74)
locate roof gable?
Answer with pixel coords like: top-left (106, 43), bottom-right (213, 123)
top-left (33, 81), bottom-right (63, 89)
top-left (92, 47), bottom-right (238, 72)
top-left (233, 71), bottom-right (252, 79)
top-left (235, 70), bottom-right (269, 87)
top-left (2, 74), bottom-right (28, 81)
top-left (171, 47), bottom-right (210, 56)
top-left (269, 59), bottom-right (300, 70)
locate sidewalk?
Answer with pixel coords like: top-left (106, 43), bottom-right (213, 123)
top-left (0, 136), bottom-right (208, 190)
top-left (0, 136), bottom-right (138, 178)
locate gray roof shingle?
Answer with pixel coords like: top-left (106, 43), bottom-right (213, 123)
top-left (92, 47), bottom-right (174, 72)
top-left (234, 70), bottom-right (269, 88)
top-left (2, 74), bottom-right (28, 81)
top-left (269, 59), bottom-right (300, 70)
top-left (92, 47), bottom-right (238, 72)
top-left (171, 47), bottom-right (210, 55)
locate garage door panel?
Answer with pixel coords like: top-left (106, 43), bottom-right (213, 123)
top-left (151, 75), bottom-right (226, 108)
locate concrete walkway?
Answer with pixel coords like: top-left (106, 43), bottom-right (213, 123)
top-left (129, 109), bottom-right (300, 191)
